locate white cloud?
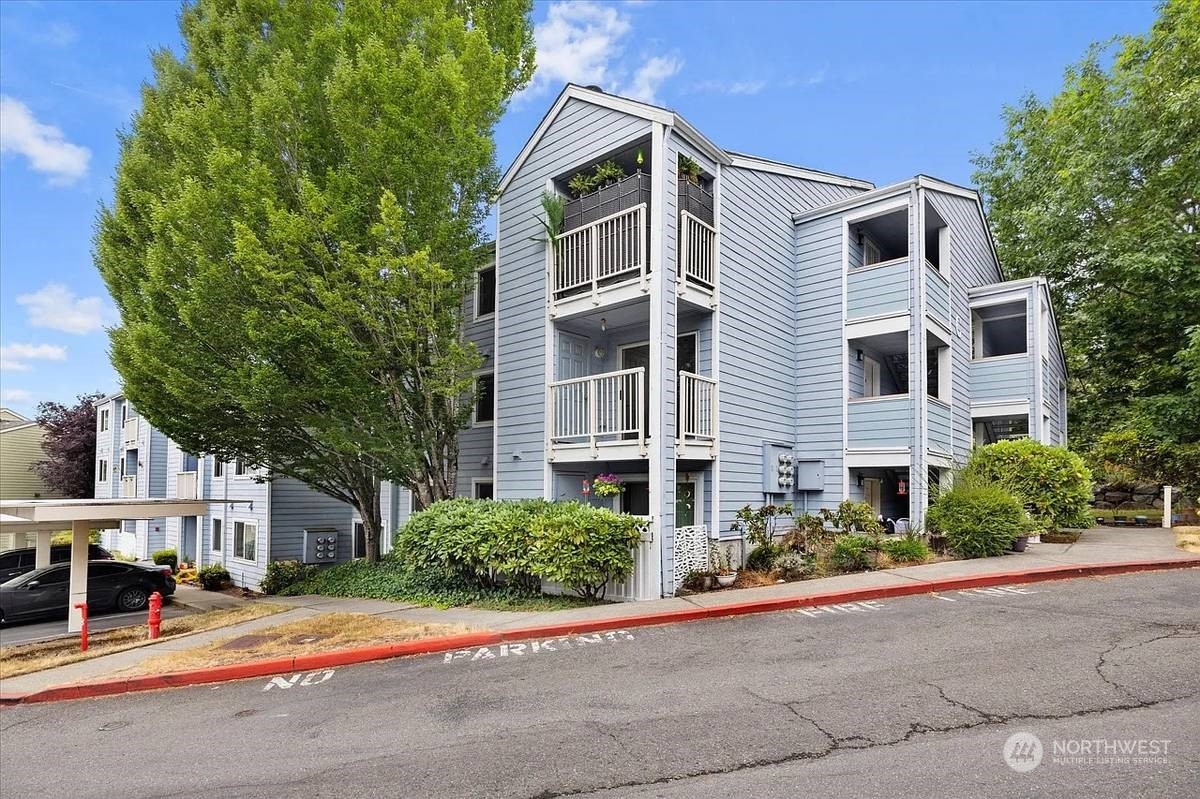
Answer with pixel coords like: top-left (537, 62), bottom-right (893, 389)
top-left (0, 342), bottom-right (67, 372)
top-left (0, 95), bottom-right (91, 184)
top-left (1, 388), bottom-right (34, 404)
top-left (689, 79), bottom-right (767, 96)
top-left (16, 283), bottom-right (113, 334)
top-left (523, 2), bottom-right (679, 103)
top-left (625, 55), bottom-right (682, 104)
top-left (782, 68), bottom-right (827, 88)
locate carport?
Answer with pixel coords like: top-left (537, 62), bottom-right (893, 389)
top-left (1, 498), bottom-right (211, 632)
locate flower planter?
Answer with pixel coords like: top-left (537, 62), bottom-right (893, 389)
top-left (563, 172), bottom-right (652, 231)
top-left (715, 572), bottom-right (738, 588)
top-left (1011, 536), bottom-right (1030, 552)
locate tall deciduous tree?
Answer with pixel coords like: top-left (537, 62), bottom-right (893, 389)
top-left (96, 0), bottom-right (534, 559)
top-left (972, 0), bottom-right (1200, 490)
top-left (34, 393), bottom-right (103, 499)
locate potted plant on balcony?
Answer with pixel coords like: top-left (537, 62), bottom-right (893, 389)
top-left (592, 473), bottom-right (624, 498)
top-left (678, 154), bottom-right (701, 186)
top-left (536, 191), bottom-right (566, 246)
top-left (711, 542), bottom-right (738, 587)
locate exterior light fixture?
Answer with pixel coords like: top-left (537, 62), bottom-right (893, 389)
top-left (856, 349), bottom-right (863, 362)
top-left (600, 317), bottom-right (608, 332)
top-left (856, 472), bottom-right (863, 487)
top-left (593, 346), bottom-right (607, 359)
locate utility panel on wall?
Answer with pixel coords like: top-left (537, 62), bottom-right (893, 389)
top-left (302, 528), bottom-right (340, 565)
top-left (762, 442), bottom-right (795, 494)
top-left (794, 460), bottom-right (824, 492)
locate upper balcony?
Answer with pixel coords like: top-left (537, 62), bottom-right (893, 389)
top-left (971, 299), bottom-right (1032, 404)
top-left (549, 367), bottom-right (648, 462)
top-left (122, 416), bottom-right (138, 446)
top-left (848, 395), bottom-right (911, 449)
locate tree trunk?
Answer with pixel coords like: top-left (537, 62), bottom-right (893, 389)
top-left (351, 477), bottom-right (384, 562)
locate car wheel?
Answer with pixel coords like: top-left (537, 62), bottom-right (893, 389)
top-left (116, 586), bottom-right (150, 612)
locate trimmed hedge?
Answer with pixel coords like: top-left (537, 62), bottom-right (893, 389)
top-left (392, 499), bottom-right (642, 599)
top-left (197, 563), bottom-right (230, 591)
top-left (926, 483), bottom-right (1031, 558)
top-left (261, 560), bottom-right (316, 595)
top-left (152, 548), bottom-right (178, 573)
top-left (964, 439), bottom-right (1093, 531)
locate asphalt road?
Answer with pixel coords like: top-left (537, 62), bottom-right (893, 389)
top-left (1, 570), bottom-right (1197, 799)
top-left (0, 602), bottom-right (191, 647)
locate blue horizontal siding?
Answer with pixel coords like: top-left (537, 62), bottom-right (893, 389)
top-left (972, 355), bottom-right (1031, 402)
top-left (848, 260), bottom-right (910, 318)
top-left (926, 267), bottom-right (951, 324)
top-left (928, 399), bottom-right (952, 453)
top-left (848, 396), bottom-right (912, 448)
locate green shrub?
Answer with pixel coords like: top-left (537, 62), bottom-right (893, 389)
top-left (197, 563), bottom-right (230, 591)
top-left (260, 560), bottom-right (316, 595)
top-left (830, 534), bottom-right (877, 572)
top-left (775, 551), bottom-right (815, 580)
top-left (964, 439), bottom-right (1093, 531)
top-left (745, 544), bottom-right (781, 572)
top-left (820, 500), bottom-right (884, 535)
top-left (781, 513), bottom-right (832, 553)
top-left (152, 548), bottom-right (178, 573)
top-left (881, 536), bottom-right (930, 563)
top-left (528, 503), bottom-right (642, 598)
top-left (926, 483), bottom-right (1031, 558)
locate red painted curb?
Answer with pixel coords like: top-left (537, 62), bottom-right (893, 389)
top-left (2, 558), bottom-right (1195, 706)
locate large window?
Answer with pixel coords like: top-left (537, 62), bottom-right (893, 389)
top-left (474, 372), bottom-right (495, 425)
top-left (234, 459), bottom-right (249, 477)
top-left (233, 521), bottom-right (256, 561)
top-left (475, 266), bottom-right (496, 318)
top-left (212, 518), bottom-right (223, 552)
top-left (99, 409), bottom-right (110, 432)
top-left (972, 301), bottom-right (1028, 359)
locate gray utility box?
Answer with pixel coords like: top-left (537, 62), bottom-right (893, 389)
top-left (302, 528), bottom-right (340, 565)
top-left (794, 460), bottom-right (825, 492)
top-left (762, 442), bottom-right (796, 494)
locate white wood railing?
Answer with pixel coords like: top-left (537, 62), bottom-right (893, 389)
top-left (553, 204), bottom-right (647, 298)
top-left (678, 211), bottom-right (716, 290)
top-left (122, 418), bottom-right (138, 445)
top-left (678, 371), bottom-right (717, 440)
top-left (176, 471), bottom-right (198, 500)
top-left (549, 368), bottom-right (645, 450)
top-left (121, 475), bottom-right (138, 497)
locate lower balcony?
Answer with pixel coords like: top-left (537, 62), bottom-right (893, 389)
top-left (848, 395), bottom-right (913, 450)
top-left (676, 371), bottom-right (717, 459)
top-left (549, 368), bottom-right (648, 461)
top-left (121, 475), bottom-right (138, 498)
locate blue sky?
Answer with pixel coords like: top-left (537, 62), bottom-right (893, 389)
top-left (0, 0), bottom-right (1158, 416)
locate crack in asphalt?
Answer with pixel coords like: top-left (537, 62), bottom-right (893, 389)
top-left (524, 631), bottom-right (1200, 799)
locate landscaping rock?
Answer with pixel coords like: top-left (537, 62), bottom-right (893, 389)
top-left (1105, 492), bottom-right (1132, 504)
top-left (1093, 501), bottom-right (1115, 510)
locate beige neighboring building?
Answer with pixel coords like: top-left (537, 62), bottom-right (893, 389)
top-left (0, 407), bottom-right (62, 501)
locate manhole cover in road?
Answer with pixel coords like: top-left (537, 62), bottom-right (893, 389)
top-left (219, 634), bottom-right (272, 650)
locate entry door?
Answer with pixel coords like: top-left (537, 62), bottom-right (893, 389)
top-left (621, 344), bottom-right (650, 438)
top-left (557, 332), bottom-right (588, 380)
top-left (556, 332), bottom-right (589, 439)
top-left (863, 478), bottom-right (882, 515)
top-left (676, 480), bottom-right (698, 527)
top-left (181, 516), bottom-right (198, 563)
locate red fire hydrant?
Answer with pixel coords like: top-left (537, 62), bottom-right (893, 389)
top-left (148, 591), bottom-right (163, 640)
top-left (74, 602), bottom-right (88, 652)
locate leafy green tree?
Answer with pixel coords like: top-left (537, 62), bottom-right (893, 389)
top-left (972, 0), bottom-right (1199, 475)
top-left (96, 0), bottom-right (534, 560)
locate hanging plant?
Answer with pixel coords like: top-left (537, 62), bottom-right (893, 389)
top-left (592, 473), bottom-right (625, 497)
top-left (678, 154), bottom-right (702, 185)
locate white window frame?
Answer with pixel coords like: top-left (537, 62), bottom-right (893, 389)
top-left (474, 264), bottom-right (496, 321)
top-left (352, 520), bottom-right (367, 559)
top-left (473, 370), bottom-right (495, 427)
top-left (211, 517), bottom-right (223, 552)
top-left (232, 519), bottom-right (257, 562)
top-left (97, 459), bottom-right (108, 483)
top-left (213, 457), bottom-right (225, 478)
top-left (863, 236), bottom-right (882, 266)
top-left (99, 409), bottom-right (110, 432)
top-left (233, 459), bottom-right (254, 479)
top-left (472, 479), bottom-right (495, 500)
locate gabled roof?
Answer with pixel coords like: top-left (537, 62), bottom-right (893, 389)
top-left (497, 85), bottom-right (873, 195)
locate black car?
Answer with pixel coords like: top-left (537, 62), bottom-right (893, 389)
top-left (0, 561), bottom-right (175, 625)
top-left (0, 544), bottom-right (114, 583)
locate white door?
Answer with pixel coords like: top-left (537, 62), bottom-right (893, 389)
top-left (863, 357), bottom-right (881, 398)
top-left (557, 332), bottom-right (588, 380)
top-left (864, 478), bottom-right (882, 515)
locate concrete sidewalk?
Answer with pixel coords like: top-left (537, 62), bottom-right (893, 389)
top-left (3, 526), bottom-right (1194, 700)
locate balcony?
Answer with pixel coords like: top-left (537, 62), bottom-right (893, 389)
top-left (925, 262), bottom-right (951, 325)
top-left (552, 204), bottom-right (649, 318)
top-left (971, 354), bottom-right (1031, 403)
top-left (847, 258), bottom-right (910, 320)
top-left (122, 417), bottom-right (138, 446)
top-left (676, 371), bottom-right (717, 459)
top-left (121, 475), bottom-right (138, 498)
top-left (549, 368), bottom-right (647, 461)
top-left (176, 471), bottom-right (198, 500)
top-left (848, 395), bottom-right (912, 450)
top-left (677, 212), bottom-right (716, 308)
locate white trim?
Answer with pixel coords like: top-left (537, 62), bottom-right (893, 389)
top-left (845, 313), bottom-right (910, 339)
top-left (844, 196), bottom-right (911, 226)
top-left (473, 262), bottom-right (496, 321)
top-left (970, 400), bottom-right (1031, 418)
top-left (725, 152), bottom-right (872, 190)
top-left (493, 206), bottom-right (501, 493)
top-left (845, 449), bottom-right (912, 468)
top-left (847, 393), bottom-right (910, 405)
top-left (542, 178), bottom-right (556, 501)
top-left (210, 516), bottom-right (223, 553)
top-left (795, 182), bottom-right (913, 224)
top-left (230, 518), bottom-right (258, 563)
top-left (647, 120), bottom-right (666, 600)
top-left (916, 185), bottom-right (930, 531)
top-left (927, 317), bottom-right (953, 346)
top-left (841, 214), bottom-right (851, 499)
top-left (710, 158), bottom-right (723, 542)
top-left (971, 352), bottom-right (1028, 364)
top-left (472, 370), bottom-right (496, 427)
top-left (471, 478), bottom-right (495, 500)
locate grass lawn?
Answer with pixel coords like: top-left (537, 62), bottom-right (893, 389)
top-left (1174, 526), bottom-right (1200, 554)
top-left (125, 613), bottom-right (468, 675)
top-left (278, 558), bottom-right (610, 611)
top-left (0, 603), bottom-right (287, 680)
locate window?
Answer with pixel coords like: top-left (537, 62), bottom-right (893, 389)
top-left (97, 460), bottom-right (108, 483)
top-left (353, 522), bottom-right (366, 559)
top-left (212, 518), bottom-right (223, 552)
top-left (863, 237), bottom-right (882, 266)
top-left (474, 480), bottom-right (494, 500)
top-left (213, 458), bottom-right (224, 478)
top-left (234, 459), bottom-right (250, 477)
top-left (474, 372), bottom-right (495, 425)
top-left (863, 357), bottom-right (882, 398)
top-left (33, 566), bottom-right (70, 585)
top-left (475, 265), bottom-right (496, 318)
top-left (233, 521), bottom-right (256, 561)
top-left (99, 409), bottom-right (110, 432)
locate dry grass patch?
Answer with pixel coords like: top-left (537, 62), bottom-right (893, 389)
top-left (1174, 526), bottom-right (1200, 554)
top-left (127, 612), bottom-right (470, 675)
top-left (0, 603), bottom-right (287, 680)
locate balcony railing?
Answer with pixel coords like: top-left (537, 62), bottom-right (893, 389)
top-left (678, 211), bottom-right (716, 293)
top-left (847, 258), bottom-right (910, 319)
top-left (971, 354), bottom-right (1031, 403)
top-left (122, 418), bottom-right (138, 445)
top-left (678, 371), bottom-right (716, 441)
top-left (925, 261), bottom-right (951, 323)
top-left (176, 471), bottom-right (198, 500)
top-left (928, 398), bottom-right (952, 454)
top-left (847, 394), bottom-right (912, 449)
top-left (549, 368), bottom-right (646, 457)
top-left (553, 204), bottom-right (648, 301)
top-left (121, 475), bottom-right (138, 497)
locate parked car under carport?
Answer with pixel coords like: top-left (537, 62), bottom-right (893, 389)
top-left (0, 561), bottom-right (175, 625)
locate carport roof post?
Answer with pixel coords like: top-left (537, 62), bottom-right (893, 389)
top-left (1, 498), bottom-right (246, 632)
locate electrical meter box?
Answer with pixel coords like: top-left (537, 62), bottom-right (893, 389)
top-left (762, 442), bottom-right (795, 494)
top-left (303, 528), bottom-right (340, 565)
top-left (794, 460), bottom-right (825, 491)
